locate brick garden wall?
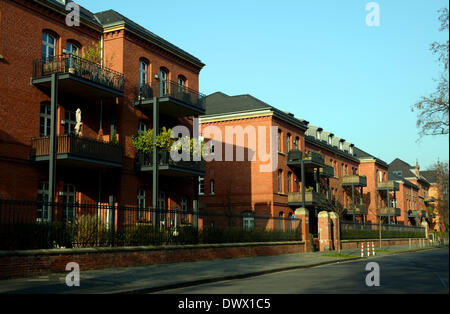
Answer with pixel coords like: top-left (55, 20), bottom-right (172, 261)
top-left (0, 242), bottom-right (305, 279)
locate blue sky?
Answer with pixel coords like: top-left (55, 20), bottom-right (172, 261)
top-left (77, 0), bottom-right (449, 169)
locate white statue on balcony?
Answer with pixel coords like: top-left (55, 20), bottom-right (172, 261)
top-left (74, 108), bottom-right (83, 136)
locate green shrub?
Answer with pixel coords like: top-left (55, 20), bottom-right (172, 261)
top-left (69, 215), bottom-right (111, 248)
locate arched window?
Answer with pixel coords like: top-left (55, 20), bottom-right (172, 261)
top-left (139, 59), bottom-right (149, 87)
top-left (278, 170), bottom-right (283, 193)
top-left (66, 41), bottom-right (80, 56)
top-left (177, 75), bottom-right (186, 92)
top-left (277, 129), bottom-right (282, 152)
top-left (286, 133), bottom-right (291, 152)
top-left (42, 32), bottom-right (57, 60)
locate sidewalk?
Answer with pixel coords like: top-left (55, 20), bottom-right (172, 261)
top-left (0, 242), bottom-right (443, 294)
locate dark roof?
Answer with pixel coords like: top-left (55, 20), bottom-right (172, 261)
top-left (388, 172), bottom-right (418, 189)
top-left (421, 170), bottom-right (437, 184)
top-left (205, 92), bottom-right (271, 115)
top-left (94, 10), bottom-right (204, 67)
top-left (203, 92), bottom-right (308, 130)
top-left (388, 158), bottom-right (416, 178)
top-left (353, 147), bottom-right (388, 167)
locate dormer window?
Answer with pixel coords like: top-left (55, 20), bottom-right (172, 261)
top-left (339, 141), bottom-right (343, 150)
top-left (316, 129), bottom-right (322, 140)
top-left (328, 135), bottom-right (333, 145)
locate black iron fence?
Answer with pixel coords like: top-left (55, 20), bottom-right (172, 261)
top-left (136, 81), bottom-right (206, 110)
top-left (33, 54), bottom-right (125, 92)
top-left (340, 221), bottom-right (426, 240)
top-left (0, 198), bottom-right (301, 250)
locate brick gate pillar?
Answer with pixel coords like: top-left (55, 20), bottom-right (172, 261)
top-left (318, 211), bottom-right (332, 251)
top-left (329, 212), bottom-right (339, 251)
top-left (421, 221), bottom-right (429, 242)
top-left (295, 208), bottom-right (310, 252)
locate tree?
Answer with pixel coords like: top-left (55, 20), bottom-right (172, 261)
top-left (412, 7), bottom-right (449, 137)
top-left (428, 161), bottom-right (449, 232)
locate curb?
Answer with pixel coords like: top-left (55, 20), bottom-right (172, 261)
top-left (114, 246), bottom-right (445, 294)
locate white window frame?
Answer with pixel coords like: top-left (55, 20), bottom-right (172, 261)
top-left (243, 213), bottom-right (254, 230)
top-left (40, 103), bottom-right (51, 137)
top-left (139, 60), bottom-right (148, 87)
top-left (138, 121), bottom-right (147, 136)
top-left (199, 176), bottom-right (205, 195)
top-left (42, 32), bottom-right (56, 60)
top-left (64, 110), bottom-right (76, 135)
top-left (37, 181), bottom-right (49, 222)
top-left (137, 188), bottom-right (146, 221)
top-left (61, 184), bottom-right (76, 222)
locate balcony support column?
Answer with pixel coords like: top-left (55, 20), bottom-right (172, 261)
top-left (387, 190), bottom-right (391, 225)
top-left (301, 160), bottom-right (305, 209)
top-left (152, 97), bottom-right (159, 226)
top-left (352, 183), bottom-right (356, 224)
top-left (48, 73), bottom-right (58, 222)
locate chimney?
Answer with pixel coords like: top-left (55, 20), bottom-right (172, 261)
top-left (415, 159), bottom-right (420, 177)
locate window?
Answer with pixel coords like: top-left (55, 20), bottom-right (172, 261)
top-left (393, 171), bottom-right (402, 177)
top-left (199, 176), bottom-right (205, 195)
top-left (64, 110), bottom-right (76, 135)
top-left (287, 213), bottom-right (293, 231)
top-left (339, 141), bottom-right (343, 151)
top-left (279, 212), bottom-right (284, 231)
top-left (61, 184), bottom-right (76, 222)
top-left (42, 32), bottom-right (56, 60)
top-left (178, 75), bottom-right (186, 92)
top-left (159, 191), bottom-right (166, 225)
top-left (344, 165), bottom-right (348, 176)
top-left (210, 180), bottom-right (215, 195)
top-left (328, 135), bottom-right (333, 145)
top-left (349, 146), bottom-right (354, 155)
top-left (286, 134), bottom-right (291, 152)
top-left (180, 197), bottom-right (188, 223)
top-left (294, 137), bottom-right (299, 150)
top-left (295, 176), bottom-right (300, 192)
top-left (37, 181), bottom-right (49, 221)
top-left (138, 121), bottom-right (147, 136)
top-left (378, 171), bottom-right (383, 182)
top-left (316, 129), bottom-right (321, 140)
top-left (243, 212), bottom-right (254, 230)
top-left (277, 129), bottom-right (282, 152)
top-left (139, 59), bottom-right (149, 87)
top-left (40, 103), bottom-right (51, 137)
top-left (287, 172), bottom-right (292, 193)
top-left (278, 170), bottom-right (283, 193)
top-left (160, 68), bottom-right (168, 95)
top-left (137, 188), bottom-right (146, 220)
top-left (66, 42), bottom-right (80, 56)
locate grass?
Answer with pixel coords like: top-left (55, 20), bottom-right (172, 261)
top-left (323, 253), bottom-right (356, 258)
top-left (375, 249), bottom-right (393, 253)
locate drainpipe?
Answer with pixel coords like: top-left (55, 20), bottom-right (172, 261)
top-left (48, 73), bottom-right (59, 222)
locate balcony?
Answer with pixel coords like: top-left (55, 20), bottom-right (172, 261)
top-left (408, 210), bottom-right (427, 218)
top-left (376, 181), bottom-right (400, 191)
top-left (136, 151), bottom-right (205, 177)
top-left (287, 191), bottom-right (326, 207)
top-left (346, 203), bottom-right (369, 215)
top-left (287, 150), bottom-right (325, 171)
top-left (378, 207), bottom-right (401, 217)
top-left (30, 135), bottom-right (123, 168)
top-left (134, 81), bottom-right (206, 117)
top-left (320, 164), bottom-right (335, 177)
top-left (32, 54), bottom-right (124, 101)
top-left (342, 175), bottom-right (367, 187)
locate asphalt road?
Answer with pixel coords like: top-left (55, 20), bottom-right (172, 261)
top-left (156, 247), bottom-right (449, 294)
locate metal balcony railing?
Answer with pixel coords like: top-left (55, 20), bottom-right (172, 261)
top-left (31, 134), bottom-right (123, 165)
top-left (136, 151), bottom-right (205, 173)
top-left (33, 54), bottom-right (125, 92)
top-left (135, 81), bottom-right (206, 111)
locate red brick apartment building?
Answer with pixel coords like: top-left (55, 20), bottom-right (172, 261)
top-left (0, 0), bottom-right (205, 225)
top-left (199, 92), bottom-right (440, 237)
